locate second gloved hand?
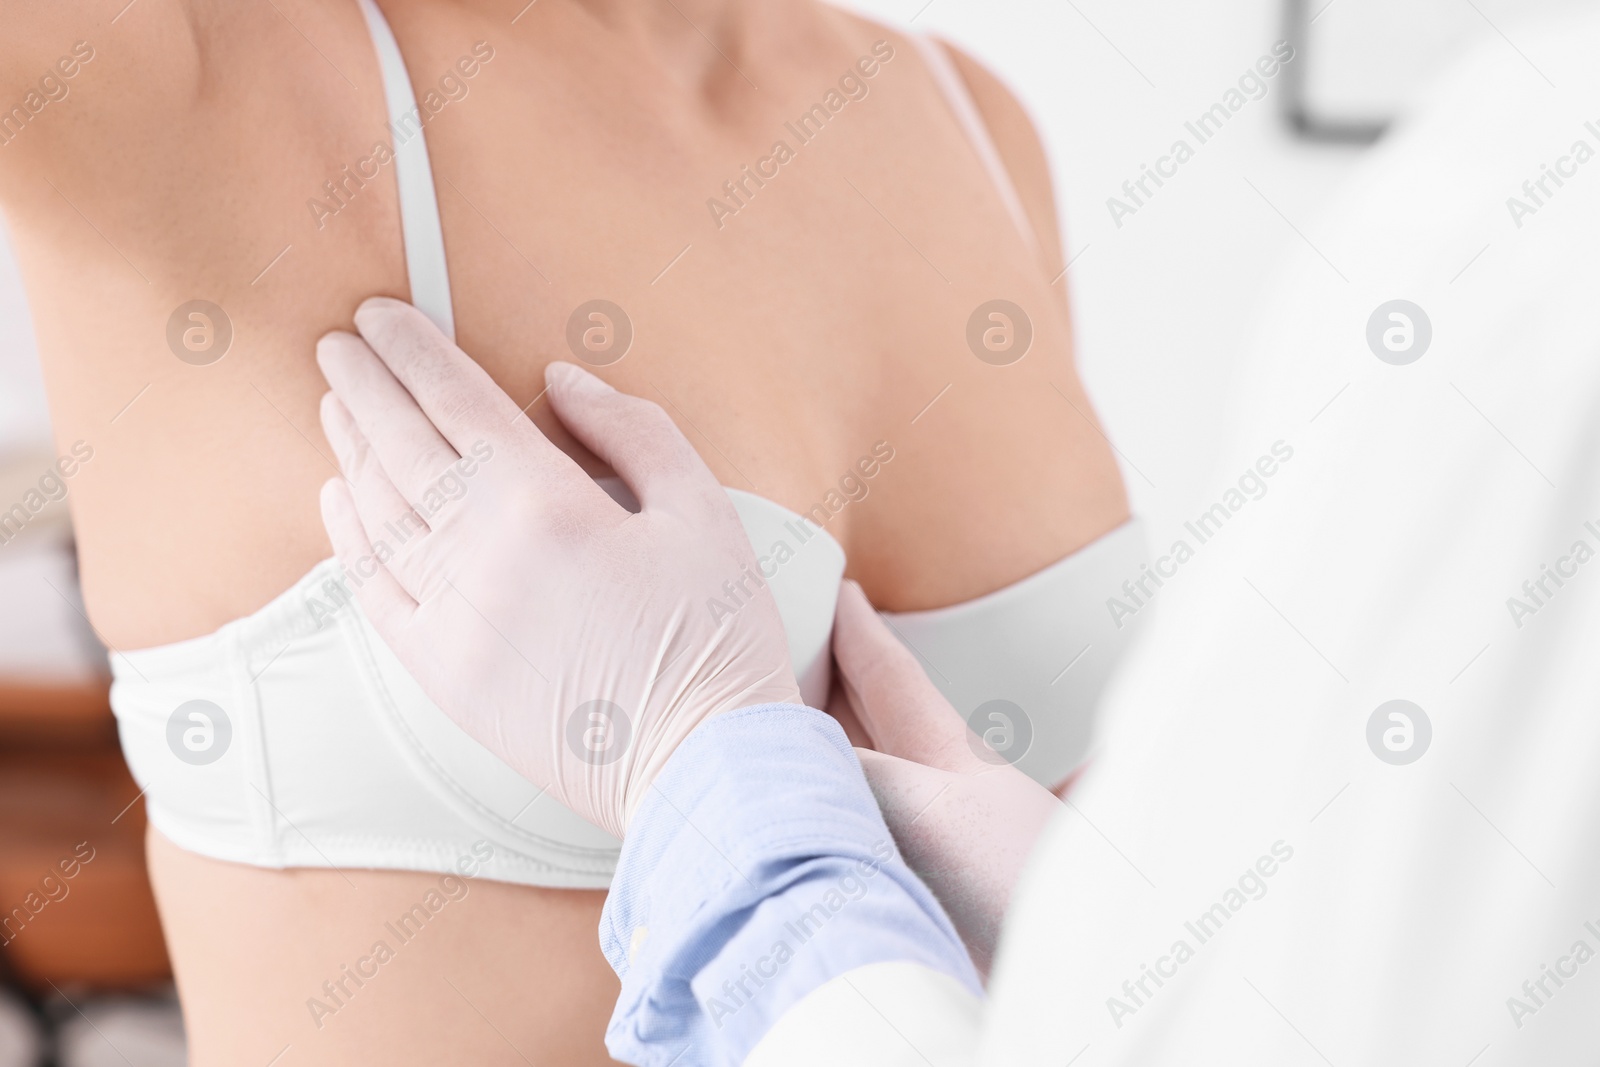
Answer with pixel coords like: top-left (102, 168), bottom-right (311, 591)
top-left (315, 298), bottom-right (801, 840)
top-left (830, 580), bottom-right (1061, 976)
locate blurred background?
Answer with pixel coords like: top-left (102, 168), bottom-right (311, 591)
top-left (0, 0), bottom-right (1587, 1062)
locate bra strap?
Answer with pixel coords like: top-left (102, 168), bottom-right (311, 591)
top-left (356, 0), bottom-right (457, 341)
top-left (909, 35), bottom-right (1041, 255)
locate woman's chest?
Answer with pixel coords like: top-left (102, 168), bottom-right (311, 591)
top-left (33, 12), bottom-right (1096, 629)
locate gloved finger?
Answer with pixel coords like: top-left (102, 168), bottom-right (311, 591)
top-left (352, 298), bottom-right (562, 467)
top-left (543, 362), bottom-right (723, 514)
top-left (316, 329), bottom-right (462, 502)
top-left (320, 392), bottom-right (431, 596)
top-left (319, 477), bottom-right (418, 637)
top-left (833, 579), bottom-right (984, 774)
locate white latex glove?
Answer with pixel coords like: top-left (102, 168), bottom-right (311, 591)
top-left (315, 297), bottom-right (801, 839)
top-left (830, 580), bottom-right (1060, 976)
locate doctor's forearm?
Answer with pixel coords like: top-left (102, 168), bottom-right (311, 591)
top-left (599, 704), bottom-right (981, 1065)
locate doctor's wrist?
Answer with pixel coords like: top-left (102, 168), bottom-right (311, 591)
top-left (618, 675), bottom-right (804, 835)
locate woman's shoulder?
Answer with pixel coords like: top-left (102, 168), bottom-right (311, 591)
top-left (820, 9), bottom-right (1066, 269)
top-left (0, 3), bottom-right (209, 193)
top-left (930, 39), bottom-right (1065, 267)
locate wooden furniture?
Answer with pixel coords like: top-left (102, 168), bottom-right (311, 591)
top-left (0, 679), bottom-right (171, 992)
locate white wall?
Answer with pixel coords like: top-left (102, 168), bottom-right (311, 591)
top-left (843, 0), bottom-right (1579, 533)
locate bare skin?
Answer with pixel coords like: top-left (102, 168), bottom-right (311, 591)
top-left (1, 0), bottom-right (1126, 1062)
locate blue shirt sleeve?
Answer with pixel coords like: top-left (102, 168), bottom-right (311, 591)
top-left (599, 703), bottom-right (982, 1067)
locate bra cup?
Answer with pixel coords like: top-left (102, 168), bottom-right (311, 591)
top-left (108, 510), bottom-right (1141, 883)
top-left (883, 520), bottom-right (1148, 786)
top-left (338, 489), bottom-right (845, 867)
top-left (343, 598), bottom-right (624, 866)
top-left (723, 489), bottom-right (846, 708)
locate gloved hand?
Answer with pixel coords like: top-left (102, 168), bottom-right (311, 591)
top-left (829, 580), bottom-right (1061, 976)
top-left (315, 297), bottom-right (801, 840)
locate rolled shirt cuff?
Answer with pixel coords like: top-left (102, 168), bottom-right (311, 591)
top-left (601, 703), bottom-right (981, 1066)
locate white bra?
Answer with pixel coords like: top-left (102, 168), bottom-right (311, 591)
top-left (107, 0), bottom-right (1146, 888)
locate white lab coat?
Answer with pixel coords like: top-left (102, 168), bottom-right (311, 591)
top-left (749, 12), bottom-right (1600, 1064)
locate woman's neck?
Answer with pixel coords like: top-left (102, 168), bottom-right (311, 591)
top-left (436, 0), bottom-right (801, 91)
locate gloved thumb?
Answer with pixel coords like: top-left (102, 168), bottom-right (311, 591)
top-left (832, 579), bottom-right (985, 774)
top-left (542, 361), bottom-right (723, 515)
